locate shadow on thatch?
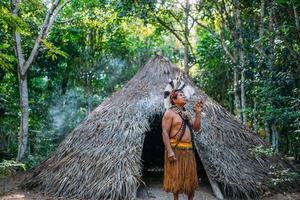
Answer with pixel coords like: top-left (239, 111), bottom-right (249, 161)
top-left (21, 55), bottom-right (291, 200)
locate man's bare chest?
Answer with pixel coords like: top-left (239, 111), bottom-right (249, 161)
top-left (172, 115), bottom-right (184, 127)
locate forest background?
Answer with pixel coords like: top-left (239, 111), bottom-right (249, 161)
top-left (0, 0), bottom-right (299, 173)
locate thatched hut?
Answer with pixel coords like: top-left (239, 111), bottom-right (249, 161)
top-left (22, 55), bottom-right (287, 200)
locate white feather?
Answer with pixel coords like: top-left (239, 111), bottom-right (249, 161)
top-left (164, 79), bottom-right (196, 110)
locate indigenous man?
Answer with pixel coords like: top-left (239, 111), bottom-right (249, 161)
top-left (162, 89), bottom-right (203, 200)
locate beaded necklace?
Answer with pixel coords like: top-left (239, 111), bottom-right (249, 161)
top-left (170, 105), bottom-right (191, 121)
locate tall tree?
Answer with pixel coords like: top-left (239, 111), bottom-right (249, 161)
top-left (217, 0), bottom-right (244, 121)
top-left (11, 0), bottom-right (70, 161)
top-left (233, 0), bottom-right (247, 124)
top-left (138, 0), bottom-right (199, 75)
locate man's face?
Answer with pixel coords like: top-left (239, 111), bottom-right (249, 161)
top-left (173, 91), bottom-right (186, 105)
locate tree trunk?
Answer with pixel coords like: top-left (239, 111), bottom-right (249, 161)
top-left (61, 68), bottom-right (69, 95)
top-left (87, 73), bottom-right (92, 114)
top-left (259, 0), bottom-right (265, 40)
top-left (271, 122), bottom-right (279, 152)
top-left (234, 0), bottom-right (247, 124)
top-left (268, 2), bottom-right (278, 153)
top-left (183, 0), bottom-right (190, 75)
top-left (184, 42), bottom-right (189, 75)
top-left (240, 66), bottom-right (246, 124)
top-left (293, 5), bottom-right (300, 45)
top-left (287, 133), bottom-right (292, 156)
top-left (253, 98), bottom-right (258, 134)
top-left (234, 67), bottom-right (242, 121)
top-left (264, 120), bottom-right (271, 145)
top-left (16, 72), bottom-right (29, 161)
top-left (268, 1), bottom-right (275, 63)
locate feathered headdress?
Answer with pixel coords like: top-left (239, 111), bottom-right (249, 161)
top-left (164, 72), bottom-right (195, 110)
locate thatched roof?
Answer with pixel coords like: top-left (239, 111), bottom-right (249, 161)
top-left (22, 55), bottom-right (287, 200)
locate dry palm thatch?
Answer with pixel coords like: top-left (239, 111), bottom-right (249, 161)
top-left (21, 55), bottom-right (289, 200)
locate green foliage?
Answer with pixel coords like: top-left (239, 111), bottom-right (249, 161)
top-left (250, 144), bottom-right (299, 191)
top-left (0, 5), bottom-right (29, 34)
top-left (267, 165), bottom-right (300, 191)
top-left (41, 39), bottom-right (68, 60)
top-left (22, 154), bottom-right (46, 169)
top-left (0, 160), bottom-right (26, 178)
top-left (193, 29), bottom-right (233, 111)
top-left (276, 0), bottom-right (300, 5)
top-left (0, 71), bottom-right (19, 156)
top-left (0, 44), bottom-right (15, 70)
top-left (0, 0), bottom-right (174, 166)
top-left (0, 5), bottom-right (19, 70)
top-left (194, 0), bottom-right (300, 159)
top-left (250, 145), bottom-right (275, 157)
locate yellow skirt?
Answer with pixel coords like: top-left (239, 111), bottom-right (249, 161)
top-left (163, 140), bottom-right (198, 195)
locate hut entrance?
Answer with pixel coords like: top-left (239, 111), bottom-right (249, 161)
top-left (140, 114), bottom-right (211, 194)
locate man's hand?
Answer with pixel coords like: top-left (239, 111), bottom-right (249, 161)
top-left (168, 150), bottom-right (177, 162)
top-left (195, 100), bottom-right (203, 114)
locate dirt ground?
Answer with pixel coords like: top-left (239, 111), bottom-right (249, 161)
top-left (0, 172), bottom-right (299, 200)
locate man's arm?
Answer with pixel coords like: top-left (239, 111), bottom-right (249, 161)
top-left (192, 112), bottom-right (201, 132)
top-left (162, 110), bottom-right (176, 161)
top-left (192, 100), bottom-right (203, 132)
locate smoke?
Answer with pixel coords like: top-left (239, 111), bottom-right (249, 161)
top-left (48, 88), bottom-right (102, 137)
